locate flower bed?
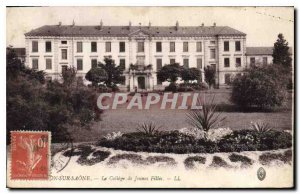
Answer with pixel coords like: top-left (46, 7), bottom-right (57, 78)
top-left (97, 129), bottom-right (292, 154)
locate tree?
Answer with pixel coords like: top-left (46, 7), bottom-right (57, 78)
top-left (6, 46), bottom-right (45, 84)
top-left (61, 66), bottom-right (77, 87)
top-left (85, 67), bottom-right (108, 87)
top-left (272, 33), bottom-right (292, 71)
top-left (98, 57), bottom-right (124, 89)
top-left (204, 66), bottom-right (216, 89)
top-left (231, 65), bottom-right (287, 110)
top-left (181, 68), bottom-right (201, 83)
top-left (6, 47), bottom-right (102, 143)
top-left (157, 63), bottom-right (182, 83)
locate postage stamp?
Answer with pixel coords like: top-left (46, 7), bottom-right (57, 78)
top-left (10, 131), bottom-right (50, 180)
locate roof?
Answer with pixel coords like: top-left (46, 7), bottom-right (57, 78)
top-left (25, 25), bottom-right (246, 37)
top-left (246, 47), bottom-right (293, 56)
top-left (246, 47), bottom-right (273, 55)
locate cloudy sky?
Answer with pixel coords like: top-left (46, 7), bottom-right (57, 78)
top-left (6, 6), bottom-right (294, 48)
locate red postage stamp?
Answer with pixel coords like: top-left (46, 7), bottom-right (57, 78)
top-left (10, 131), bottom-right (50, 180)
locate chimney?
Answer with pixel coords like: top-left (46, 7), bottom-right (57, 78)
top-left (175, 21), bottom-right (179, 31)
top-left (213, 22), bottom-right (216, 27)
top-left (99, 19), bottom-right (103, 30)
top-left (72, 19), bottom-right (75, 27)
top-left (128, 21), bottom-right (132, 30)
top-left (139, 22), bottom-right (142, 29)
top-left (148, 21), bottom-right (151, 29)
top-left (58, 21), bottom-right (62, 26)
top-left (201, 23), bottom-right (204, 27)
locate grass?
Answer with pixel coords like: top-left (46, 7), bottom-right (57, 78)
top-left (68, 88), bottom-right (293, 142)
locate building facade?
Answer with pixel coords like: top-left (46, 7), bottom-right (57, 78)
top-left (25, 22), bottom-right (248, 91)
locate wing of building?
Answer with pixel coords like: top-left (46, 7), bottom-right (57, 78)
top-left (25, 22), bottom-right (250, 91)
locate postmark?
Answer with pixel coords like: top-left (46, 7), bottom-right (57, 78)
top-left (51, 132), bottom-right (73, 173)
top-left (10, 131), bottom-right (50, 180)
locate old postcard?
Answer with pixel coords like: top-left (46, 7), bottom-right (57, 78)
top-left (6, 6), bottom-right (294, 188)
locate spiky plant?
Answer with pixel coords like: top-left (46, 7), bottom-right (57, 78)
top-left (186, 95), bottom-right (226, 140)
top-left (136, 122), bottom-right (162, 136)
top-left (251, 121), bottom-right (273, 133)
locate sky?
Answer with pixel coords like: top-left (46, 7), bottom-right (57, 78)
top-left (6, 6), bottom-right (294, 48)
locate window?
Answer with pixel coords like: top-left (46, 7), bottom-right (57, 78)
top-left (211, 64), bottom-right (216, 70)
top-left (250, 57), bottom-right (255, 65)
top-left (224, 58), bottom-right (230, 67)
top-left (32, 59), bottom-right (38, 70)
top-left (91, 42), bottom-right (97, 52)
top-left (170, 59), bottom-right (176, 64)
top-left (225, 74), bottom-right (231, 85)
top-left (170, 42), bottom-right (175, 52)
top-left (157, 75), bottom-right (162, 85)
top-left (119, 59), bottom-right (125, 70)
top-left (46, 58), bottom-right (52, 69)
top-left (45, 41), bottom-right (52, 52)
top-left (137, 42), bottom-right (144, 53)
top-left (91, 59), bottom-right (98, 68)
top-left (263, 57), bottom-right (268, 65)
top-left (77, 42), bottom-right (83, 53)
top-left (105, 42), bottom-right (111, 52)
top-left (235, 41), bottom-right (241, 51)
top-left (156, 58), bottom-right (162, 71)
top-left (196, 42), bottom-right (202, 52)
top-left (119, 42), bottom-right (125, 52)
top-left (183, 42), bottom-right (189, 52)
top-left (32, 41), bottom-right (38, 52)
top-left (61, 41), bottom-right (67, 44)
top-left (197, 58), bottom-right (203, 69)
top-left (210, 49), bottom-right (216, 59)
top-left (156, 42), bottom-right (162, 52)
top-left (61, 49), bottom-right (67, 60)
top-left (62, 65), bottom-right (67, 74)
top-left (183, 59), bottom-right (189, 68)
top-left (224, 41), bottom-right (229, 51)
top-left (77, 59), bottom-right (83, 70)
top-left (236, 58), bottom-right (241, 67)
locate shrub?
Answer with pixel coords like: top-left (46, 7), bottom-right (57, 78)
top-left (259, 150), bottom-right (292, 165)
top-left (85, 67), bottom-right (108, 87)
top-left (108, 154), bottom-right (145, 165)
top-left (63, 145), bottom-right (110, 166)
top-left (228, 154), bottom-right (253, 167)
top-left (97, 129), bottom-right (292, 154)
top-left (177, 85), bottom-right (194, 92)
top-left (251, 121), bottom-right (273, 133)
top-left (186, 96), bottom-right (226, 140)
top-left (104, 131), bottom-right (123, 140)
top-left (136, 122), bottom-right (162, 135)
top-left (210, 156), bottom-right (231, 168)
top-left (231, 65), bottom-right (287, 110)
top-left (184, 156), bottom-right (206, 169)
top-left (97, 84), bottom-right (113, 93)
top-left (204, 66), bottom-right (216, 89)
top-left (164, 82), bottom-right (178, 92)
top-left (218, 129), bottom-right (292, 152)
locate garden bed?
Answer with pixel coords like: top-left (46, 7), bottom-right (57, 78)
top-left (97, 129), bottom-right (292, 154)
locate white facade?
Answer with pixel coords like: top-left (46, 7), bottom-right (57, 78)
top-left (25, 24), bottom-right (248, 91)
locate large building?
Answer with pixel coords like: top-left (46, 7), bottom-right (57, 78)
top-left (25, 22), bottom-right (250, 91)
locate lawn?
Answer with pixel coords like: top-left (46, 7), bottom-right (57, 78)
top-left (69, 89), bottom-right (293, 142)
